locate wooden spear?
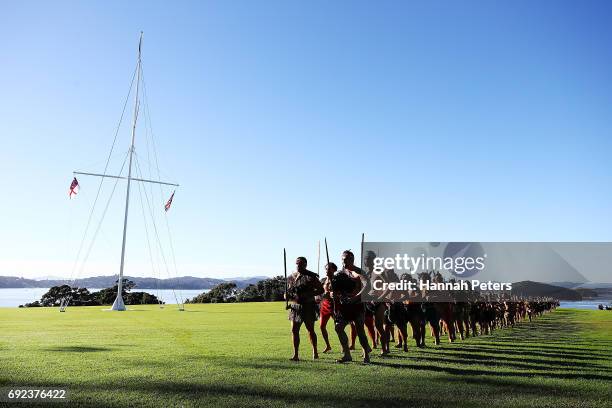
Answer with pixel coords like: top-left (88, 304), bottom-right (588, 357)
top-left (360, 233), bottom-right (365, 270)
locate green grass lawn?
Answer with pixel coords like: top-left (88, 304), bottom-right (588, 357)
top-left (0, 304), bottom-right (610, 407)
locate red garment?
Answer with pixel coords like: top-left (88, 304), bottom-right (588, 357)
top-left (320, 298), bottom-right (333, 318)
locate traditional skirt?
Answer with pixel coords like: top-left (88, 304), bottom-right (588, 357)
top-left (320, 298), bottom-right (333, 318)
top-left (422, 302), bottom-right (439, 324)
top-left (335, 300), bottom-right (364, 325)
top-left (405, 302), bottom-right (425, 323)
top-left (386, 302), bottom-right (408, 325)
top-left (288, 302), bottom-right (319, 323)
top-left (364, 301), bottom-right (377, 315)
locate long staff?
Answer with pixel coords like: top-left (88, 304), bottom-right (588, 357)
top-left (360, 233), bottom-right (365, 270)
top-left (325, 237), bottom-right (336, 316)
top-left (317, 240), bottom-right (321, 277)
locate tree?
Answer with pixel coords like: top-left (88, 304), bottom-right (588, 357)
top-left (70, 287), bottom-right (98, 306)
top-left (38, 285), bottom-right (97, 307)
top-left (91, 278), bottom-right (134, 304)
top-left (40, 285), bottom-right (73, 307)
top-left (261, 276), bottom-right (286, 301)
top-left (92, 287), bottom-right (117, 305)
top-left (232, 276), bottom-right (286, 302)
top-left (20, 301), bottom-right (41, 308)
top-left (187, 282), bottom-right (238, 303)
top-left (21, 280), bottom-right (161, 307)
top-left (90, 278), bottom-right (161, 305)
top-left (125, 291), bottom-right (163, 305)
top-left (236, 284), bottom-right (264, 302)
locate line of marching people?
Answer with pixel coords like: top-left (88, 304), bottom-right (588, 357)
top-left (284, 250), bottom-right (559, 363)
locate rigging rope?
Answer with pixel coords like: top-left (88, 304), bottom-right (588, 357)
top-left (139, 70), bottom-right (161, 304)
top-left (61, 150), bottom-right (130, 310)
top-left (63, 60), bottom-right (185, 311)
top-left (134, 153), bottom-right (182, 308)
top-left (134, 163), bottom-right (164, 308)
top-left (140, 67), bottom-right (185, 308)
top-left (65, 64), bottom-right (138, 293)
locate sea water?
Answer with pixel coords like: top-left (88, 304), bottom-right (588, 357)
top-left (0, 288), bottom-right (209, 307)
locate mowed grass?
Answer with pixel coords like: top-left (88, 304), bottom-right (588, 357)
top-left (0, 304), bottom-right (610, 408)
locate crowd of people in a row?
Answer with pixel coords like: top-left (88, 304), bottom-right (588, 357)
top-left (285, 250), bottom-right (559, 363)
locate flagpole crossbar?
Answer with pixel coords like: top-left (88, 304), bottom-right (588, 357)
top-left (73, 171), bottom-right (179, 187)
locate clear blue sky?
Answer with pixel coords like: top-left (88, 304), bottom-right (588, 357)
top-left (1, 1), bottom-right (611, 280)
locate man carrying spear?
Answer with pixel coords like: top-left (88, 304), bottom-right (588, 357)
top-left (285, 254), bottom-right (324, 361)
top-left (319, 261), bottom-right (338, 353)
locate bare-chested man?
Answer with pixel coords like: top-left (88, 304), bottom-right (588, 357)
top-left (363, 250), bottom-right (391, 356)
top-left (332, 250), bottom-right (372, 363)
top-left (286, 256), bottom-right (324, 361)
top-left (319, 262), bottom-right (337, 353)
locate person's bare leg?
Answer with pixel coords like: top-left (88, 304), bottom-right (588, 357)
top-left (395, 324), bottom-right (403, 348)
top-left (365, 314), bottom-right (377, 348)
top-left (398, 323), bottom-right (409, 352)
top-left (349, 323), bottom-right (356, 350)
top-left (335, 321), bottom-right (352, 362)
top-left (410, 319), bottom-right (422, 347)
top-left (432, 321), bottom-right (441, 345)
top-left (457, 319), bottom-right (465, 340)
top-left (321, 332), bottom-right (332, 353)
top-left (290, 321), bottom-right (302, 361)
top-left (355, 320), bottom-right (371, 363)
top-left (304, 320), bottom-right (319, 359)
top-left (375, 304), bottom-right (389, 355)
top-left (320, 315), bottom-right (332, 353)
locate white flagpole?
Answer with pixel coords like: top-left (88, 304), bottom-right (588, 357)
top-left (111, 32), bottom-right (143, 311)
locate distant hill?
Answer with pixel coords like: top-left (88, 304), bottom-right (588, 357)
top-left (548, 281), bottom-right (585, 289)
top-left (0, 275), bottom-right (267, 290)
top-left (577, 287), bottom-right (612, 299)
top-left (512, 281), bottom-right (582, 300)
top-left (0, 276), bottom-right (64, 288)
top-left (574, 287), bottom-right (598, 299)
top-left (572, 282), bottom-right (612, 289)
top-left (226, 276), bottom-right (269, 286)
top-left (548, 282), bottom-right (612, 298)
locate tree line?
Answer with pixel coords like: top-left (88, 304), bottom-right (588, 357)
top-left (19, 276), bottom-right (287, 307)
top-left (20, 279), bottom-right (161, 307)
top-left (186, 276), bottom-right (286, 303)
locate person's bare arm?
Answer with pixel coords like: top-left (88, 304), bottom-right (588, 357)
top-left (285, 275), bottom-right (297, 301)
top-left (352, 273), bottom-right (369, 300)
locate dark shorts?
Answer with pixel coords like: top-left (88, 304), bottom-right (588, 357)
top-left (423, 303), bottom-right (439, 323)
top-left (335, 302), bottom-right (365, 326)
top-left (288, 303), bottom-right (319, 323)
top-left (364, 302), bottom-right (376, 315)
top-left (386, 303), bottom-right (407, 325)
top-left (405, 303), bottom-right (425, 322)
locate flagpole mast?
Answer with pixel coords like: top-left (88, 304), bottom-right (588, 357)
top-left (111, 31), bottom-right (143, 311)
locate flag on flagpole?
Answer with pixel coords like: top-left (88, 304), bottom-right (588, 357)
top-left (68, 177), bottom-right (79, 199)
top-left (164, 190), bottom-right (175, 212)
